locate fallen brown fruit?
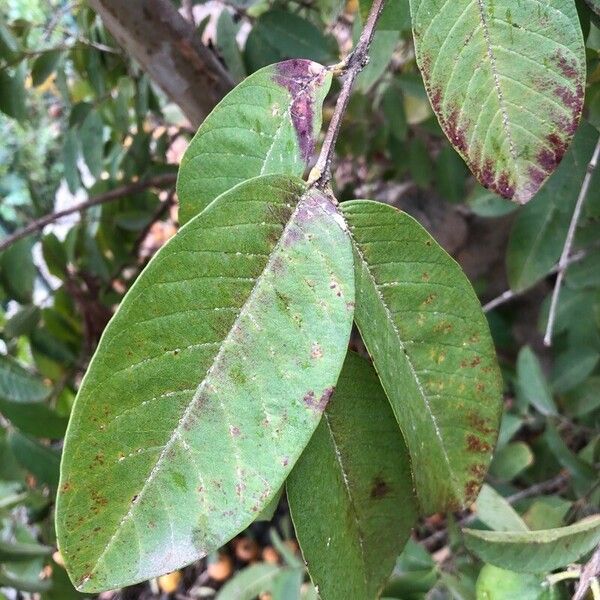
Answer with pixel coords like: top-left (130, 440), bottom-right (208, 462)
top-left (207, 553), bottom-right (234, 582)
top-left (158, 571), bottom-right (182, 594)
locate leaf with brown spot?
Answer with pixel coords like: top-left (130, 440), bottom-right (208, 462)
top-left (287, 352), bottom-right (417, 600)
top-left (56, 175), bottom-right (354, 592)
top-left (410, 0), bottom-right (586, 203)
top-left (341, 201), bottom-right (503, 514)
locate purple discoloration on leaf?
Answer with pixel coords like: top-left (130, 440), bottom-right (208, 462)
top-left (412, 1), bottom-right (586, 204)
top-left (274, 59), bottom-right (326, 163)
top-left (303, 387), bottom-right (335, 413)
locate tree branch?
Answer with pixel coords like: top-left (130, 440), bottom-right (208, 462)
top-left (0, 174), bottom-right (177, 253)
top-left (544, 135), bottom-right (600, 346)
top-left (88, 0), bottom-right (234, 128)
top-left (574, 544), bottom-right (600, 600)
top-left (309, 0), bottom-right (387, 193)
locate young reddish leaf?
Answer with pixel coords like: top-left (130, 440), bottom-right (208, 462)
top-left (410, 0), bottom-right (586, 203)
top-left (56, 175), bottom-right (354, 592)
top-left (341, 201), bottom-right (503, 514)
top-left (176, 60), bottom-right (332, 224)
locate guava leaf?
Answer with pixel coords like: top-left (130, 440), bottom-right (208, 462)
top-left (506, 123), bottom-right (600, 292)
top-left (464, 515), bottom-right (600, 573)
top-left (177, 60), bottom-right (332, 224)
top-left (410, 0), bottom-right (586, 203)
top-left (57, 175), bottom-right (354, 592)
top-left (287, 352), bottom-right (418, 600)
top-left (341, 201), bottom-right (503, 514)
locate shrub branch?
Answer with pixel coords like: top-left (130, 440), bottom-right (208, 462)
top-left (0, 174), bottom-right (177, 253)
top-left (544, 135), bottom-right (600, 346)
top-left (309, 0), bottom-right (387, 195)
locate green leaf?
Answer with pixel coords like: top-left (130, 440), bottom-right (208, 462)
top-left (515, 347), bottom-right (557, 416)
top-left (410, 0), bottom-right (586, 203)
top-left (0, 63), bottom-right (26, 121)
top-left (62, 130), bottom-right (81, 195)
top-left (31, 50), bottom-right (62, 86)
top-left (0, 355), bottom-right (49, 405)
top-left (0, 565), bottom-right (51, 594)
top-left (355, 30), bottom-right (399, 92)
top-left (177, 60), bottom-right (332, 225)
top-left (57, 175), bottom-right (354, 592)
top-left (359, 0), bottom-right (411, 31)
top-left (475, 484), bottom-right (528, 532)
top-left (80, 111), bottom-right (104, 179)
top-left (216, 10), bottom-right (246, 83)
top-left (489, 442), bottom-right (534, 481)
top-left (0, 399), bottom-right (68, 440)
top-left (564, 376), bottom-right (600, 417)
top-left (475, 565), bottom-right (553, 600)
top-left (0, 237), bottom-right (36, 304)
top-left (8, 431), bottom-right (60, 487)
top-left (3, 304), bottom-right (40, 339)
top-left (550, 346), bottom-right (599, 394)
top-left (216, 563), bottom-right (282, 600)
top-left (0, 540), bottom-right (52, 562)
top-left (506, 123), bottom-right (600, 292)
top-left (464, 515), bottom-right (600, 573)
top-left (287, 352), bottom-right (418, 600)
top-left (341, 200), bottom-right (503, 513)
top-left (0, 15), bottom-right (19, 60)
top-left (543, 423), bottom-right (596, 490)
top-left (244, 10), bottom-right (335, 73)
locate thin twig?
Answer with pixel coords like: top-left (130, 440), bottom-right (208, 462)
top-left (0, 174), bottom-right (177, 253)
top-left (574, 544), bottom-right (600, 600)
top-left (544, 136), bottom-right (600, 346)
top-left (308, 0), bottom-right (387, 194)
top-left (482, 248), bottom-right (591, 313)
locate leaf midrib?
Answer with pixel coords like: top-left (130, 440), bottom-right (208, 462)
top-left (322, 412), bottom-right (370, 593)
top-left (81, 186), bottom-right (309, 588)
top-left (349, 233), bottom-right (464, 505)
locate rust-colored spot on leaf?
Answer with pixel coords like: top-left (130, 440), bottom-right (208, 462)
top-left (467, 412), bottom-right (495, 435)
top-left (466, 434), bottom-right (491, 453)
top-left (464, 480), bottom-right (480, 502)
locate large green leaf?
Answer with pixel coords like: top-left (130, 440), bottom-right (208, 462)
top-left (57, 175), bottom-right (354, 592)
top-left (287, 352), bottom-right (418, 600)
top-left (177, 60), bottom-right (332, 225)
top-left (464, 515), bottom-right (600, 573)
top-left (506, 123), bottom-right (600, 292)
top-left (341, 201), bottom-right (503, 514)
top-left (410, 0), bottom-right (586, 203)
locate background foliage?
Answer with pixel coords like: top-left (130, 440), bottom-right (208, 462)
top-left (0, 0), bottom-right (599, 598)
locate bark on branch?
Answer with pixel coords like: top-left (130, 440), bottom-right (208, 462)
top-left (88, 0), bottom-right (234, 128)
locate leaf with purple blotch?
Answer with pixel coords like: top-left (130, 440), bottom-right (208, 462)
top-left (177, 59), bottom-right (332, 225)
top-left (410, 0), bottom-right (586, 204)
